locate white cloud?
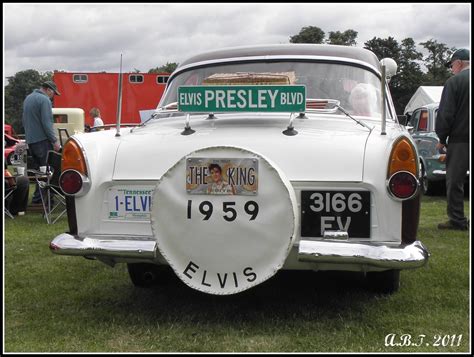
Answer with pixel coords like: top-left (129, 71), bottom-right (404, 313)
top-left (3, 2), bottom-right (471, 82)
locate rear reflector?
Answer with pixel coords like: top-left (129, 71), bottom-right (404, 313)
top-left (60, 170), bottom-right (83, 195)
top-left (388, 171), bottom-right (418, 200)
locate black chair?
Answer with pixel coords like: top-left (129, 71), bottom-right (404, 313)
top-left (4, 175), bottom-right (17, 219)
top-left (28, 150), bottom-right (66, 224)
top-left (57, 128), bottom-right (70, 148)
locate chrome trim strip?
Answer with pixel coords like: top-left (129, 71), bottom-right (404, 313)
top-left (50, 233), bottom-right (157, 259)
top-left (323, 230), bottom-right (349, 239)
top-left (432, 170), bottom-right (446, 176)
top-left (297, 240), bottom-right (429, 269)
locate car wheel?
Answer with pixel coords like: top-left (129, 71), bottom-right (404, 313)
top-left (366, 269), bottom-right (400, 294)
top-left (127, 263), bottom-right (173, 288)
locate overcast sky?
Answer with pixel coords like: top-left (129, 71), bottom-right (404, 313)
top-left (3, 2), bottom-right (471, 83)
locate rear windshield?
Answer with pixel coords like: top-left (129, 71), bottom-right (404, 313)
top-left (161, 60), bottom-right (391, 119)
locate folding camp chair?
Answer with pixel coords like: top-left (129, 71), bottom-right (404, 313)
top-left (57, 128), bottom-right (70, 147)
top-left (4, 177), bottom-right (17, 219)
top-left (28, 150), bottom-right (67, 224)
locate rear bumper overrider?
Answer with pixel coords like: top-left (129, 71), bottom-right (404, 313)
top-left (50, 233), bottom-right (429, 270)
top-left (50, 233), bottom-right (157, 260)
top-left (298, 239), bottom-right (429, 269)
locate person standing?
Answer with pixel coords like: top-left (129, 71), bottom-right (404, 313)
top-left (435, 48), bottom-right (470, 231)
top-left (22, 80), bottom-right (61, 204)
top-left (90, 107), bottom-right (104, 131)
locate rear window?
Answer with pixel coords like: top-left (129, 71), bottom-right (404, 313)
top-left (54, 114), bottom-right (68, 124)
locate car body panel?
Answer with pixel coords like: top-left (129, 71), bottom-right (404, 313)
top-left (113, 114), bottom-right (369, 182)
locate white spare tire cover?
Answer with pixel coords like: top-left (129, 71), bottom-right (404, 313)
top-left (151, 146), bottom-right (297, 295)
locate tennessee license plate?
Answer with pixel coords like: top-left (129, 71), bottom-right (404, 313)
top-left (301, 190), bottom-right (370, 238)
top-left (107, 186), bottom-right (154, 220)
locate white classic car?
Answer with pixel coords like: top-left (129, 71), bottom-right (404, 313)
top-left (51, 44), bottom-right (429, 295)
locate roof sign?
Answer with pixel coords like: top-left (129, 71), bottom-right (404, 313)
top-left (178, 85), bottom-right (306, 113)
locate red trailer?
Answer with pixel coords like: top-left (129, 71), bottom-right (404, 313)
top-left (52, 71), bottom-right (170, 127)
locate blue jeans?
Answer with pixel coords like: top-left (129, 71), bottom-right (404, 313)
top-left (29, 140), bottom-right (53, 203)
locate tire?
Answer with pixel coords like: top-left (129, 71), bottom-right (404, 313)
top-left (127, 263), bottom-right (173, 288)
top-left (366, 269), bottom-right (400, 294)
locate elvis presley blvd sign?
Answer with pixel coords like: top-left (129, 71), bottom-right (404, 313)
top-left (177, 85), bottom-right (306, 112)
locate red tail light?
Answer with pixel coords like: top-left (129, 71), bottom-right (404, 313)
top-left (60, 170), bottom-right (83, 195)
top-left (388, 171), bottom-right (418, 200)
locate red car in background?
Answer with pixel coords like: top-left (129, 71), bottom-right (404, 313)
top-left (4, 124), bottom-right (25, 165)
top-left (4, 133), bottom-right (22, 165)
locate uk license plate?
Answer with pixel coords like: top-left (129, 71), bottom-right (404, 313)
top-left (107, 186), bottom-right (154, 220)
top-left (301, 190), bottom-right (370, 238)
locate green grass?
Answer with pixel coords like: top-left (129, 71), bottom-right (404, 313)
top-left (3, 195), bottom-right (470, 352)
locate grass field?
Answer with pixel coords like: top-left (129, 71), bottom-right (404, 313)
top-left (3, 194), bottom-right (471, 353)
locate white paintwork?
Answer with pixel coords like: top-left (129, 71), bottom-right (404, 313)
top-left (113, 113), bottom-right (371, 182)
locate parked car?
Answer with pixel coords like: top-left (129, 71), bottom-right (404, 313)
top-left (4, 124), bottom-right (21, 165)
top-left (406, 103), bottom-right (445, 195)
top-left (52, 108), bottom-right (85, 146)
top-left (50, 44), bottom-right (429, 295)
top-left (407, 103), bottom-right (469, 195)
top-left (4, 132), bottom-right (24, 165)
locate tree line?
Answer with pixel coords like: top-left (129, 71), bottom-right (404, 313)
top-left (5, 26), bottom-right (457, 134)
top-left (290, 26), bottom-right (455, 114)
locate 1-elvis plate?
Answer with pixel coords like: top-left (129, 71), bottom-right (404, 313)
top-left (107, 186), bottom-right (154, 220)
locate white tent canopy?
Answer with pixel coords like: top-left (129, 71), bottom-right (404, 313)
top-left (404, 86), bottom-right (443, 115)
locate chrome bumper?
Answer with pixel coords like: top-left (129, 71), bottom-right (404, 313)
top-left (50, 233), bottom-right (157, 260)
top-left (432, 169), bottom-right (446, 176)
top-left (50, 233), bottom-right (429, 271)
top-left (432, 169), bottom-right (469, 176)
top-left (298, 240), bottom-right (429, 269)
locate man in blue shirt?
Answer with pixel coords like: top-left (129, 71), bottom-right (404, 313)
top-left (22, 81), bottom-right (61, 204)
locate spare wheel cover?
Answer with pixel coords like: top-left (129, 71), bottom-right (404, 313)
top-left (151, 146), bottom-right (298, 295)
